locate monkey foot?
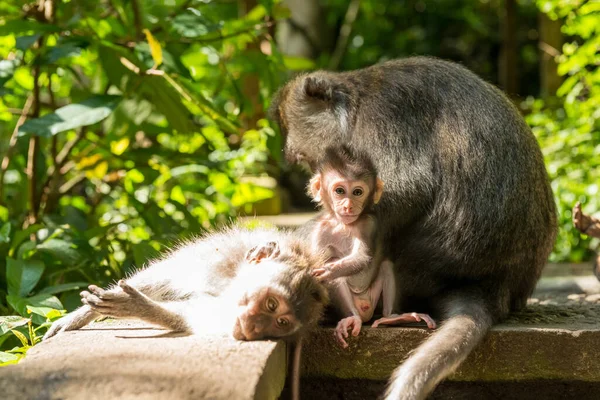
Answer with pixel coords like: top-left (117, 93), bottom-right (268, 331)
top-left (573, 202), bottom-right (600, 238)
top-left (334, 316), bottom-right (362, 349)
top-left (371, 312), bottom-right (436, 329)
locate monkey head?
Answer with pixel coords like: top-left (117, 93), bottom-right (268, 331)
top-left (231, 240), bottom-right (329, 341)
top-left (270, 72), bottom-right (358, 170)
top-left (308, 146), bottom-right (384, 225)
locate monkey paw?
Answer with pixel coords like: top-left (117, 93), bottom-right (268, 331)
top-left (80, 280), bottom-right (149, 318)
top-left (246, 241), bottom-right (280, 264)
top-left (371, 312), bottom-right (436, 329)
top-left (573, 202), bottom-right (600, 238)
top-left (334, 316), bottom-right (362, 349)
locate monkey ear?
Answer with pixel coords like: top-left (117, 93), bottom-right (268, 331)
top-left (373, 178), bottom-right (384, 205)
top-left (301, 75), bottom-right (354, 134)
top-left (308, 175), bottom-right (322, 203)
top-left (245, 241), bottom-right (281, 264)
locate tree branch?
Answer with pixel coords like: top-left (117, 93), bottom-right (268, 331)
top-left (0, 96), bottom-right (34, 204)
top-left (26, 63), bottom-right (42, 225)
top-left (131, 0), bottom-right (143, 38)
top-left (328, 0), bottom-right (360, 71)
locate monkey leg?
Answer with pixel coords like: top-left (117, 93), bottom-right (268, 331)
top-left (81, 280), bottom-right (192, 333)
top-left (43, 305), bottom-right (99, 340)
top-left (371, 312), bottom-right (436, 329)
top-left (573, 202), bottom-right (600, 238)
top-left (383, 292), bottom-right (493, 400)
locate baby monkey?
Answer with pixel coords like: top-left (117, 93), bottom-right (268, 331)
top-left (43, 226), bottom-right (329, 343)
top-left (309, 146), bottom-right (435, 348)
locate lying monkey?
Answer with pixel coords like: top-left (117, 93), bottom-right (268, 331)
top-left (307, 146), bottom-right (435, 348)
top-left (43, 226), bottom-right (329, 342)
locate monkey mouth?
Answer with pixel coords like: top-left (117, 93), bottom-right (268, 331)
top-left (337, 213), bottom-right (360, 224)
top-left (232, 317), bottom-right (247, 340)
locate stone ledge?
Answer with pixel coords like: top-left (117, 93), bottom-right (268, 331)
top-left (0, 320), bottom-right (287, 400)
top-left (302, 321), bottom-right (600, 382)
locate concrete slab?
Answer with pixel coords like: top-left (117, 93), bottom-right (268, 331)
top-left (0, 320), bottom-right (287, 400)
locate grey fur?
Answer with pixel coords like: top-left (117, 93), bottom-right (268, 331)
top-left (272, 57), bottom-right (557, 399)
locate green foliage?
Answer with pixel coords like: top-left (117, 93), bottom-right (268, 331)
top-left (0, 0), bottom-right (302, 360)
top-left (528, 1), bottom-right (600, 262)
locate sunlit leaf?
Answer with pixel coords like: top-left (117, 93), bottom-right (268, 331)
top-left (6, 258), bottom-right (45, 297)
top-left (143, 29), bottom-right (163, 67)
top-left (0, 59), bottom-right (18, 88)
top-left (18, 95), bottom-right (122, 137)
top-left (9, 329), bottom-right (29, 348)
top-left (7, 294), bottom-right (63, 319)
top-left (283, 56), bottom-right (316, 71)
top-left (0, 352), bottom-right (21, 366)
top-left (0, 316), bottom-right (30, 335)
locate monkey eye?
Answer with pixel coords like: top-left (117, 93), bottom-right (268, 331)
top-left (266, 297), bottom-right (279, 312)
top-left (353, 188), bottom-right (364, 196)
top-left (334, 187), bottom-right (345, 195)
top-left (276, 317), bottom-right (289, 328)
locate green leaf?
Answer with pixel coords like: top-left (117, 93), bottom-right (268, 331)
top-left (10, 224), bottom-right (43, 254)
top-left (10, 329), bottom-right (29, 347)
top-left (38, 282), bottom-right (88, 295)
top-left (41, 38), bottom-right (89, 64)
top-left (0, 59), bottom-right (18, 88)
top-left (18, 95), bottom-right (122, 137)
top-left (0, 351), bottom-right (20, 365)
top-left (283, 56), bottom-right (316, 71)
top-left (6, 293), bottom-right (63, 318)
top-left (37, 238), bottom-right (83, 265)
top-left (132, 242), bottom-right (159, 267)
top-left (171, 13), bottom-right (221, 38)
top-left (6, 258), bottom-right (45, 297)
top-left (0, 20), bottom-right (60, 36)
top-left (15, 34), bottom-right (41, 51)
top-left (0, 222), bottom-right (11, 243)
top-left (0, 316), bottom-right (30, 335)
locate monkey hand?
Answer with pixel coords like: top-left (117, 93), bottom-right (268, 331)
top-left (312, 261), bottom-right (343, 282)
top-left (80, 280), bottom-right (153, 318)
top-left (43, 305), bottom-right (97, 340)
top-left (334, 315), bottom-right (362, 349)
top-left (311, 266), bottom-right (334, 282)
top-left (371, 312), bottom-right (437, 329)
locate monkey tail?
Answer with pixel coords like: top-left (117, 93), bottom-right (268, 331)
top-left (384, 296), bottom-right (494, 400)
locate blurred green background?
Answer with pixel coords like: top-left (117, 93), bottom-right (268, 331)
top-left (0, 0), bottom-right (599, 361)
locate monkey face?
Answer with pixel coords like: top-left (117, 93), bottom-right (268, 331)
top-left (233, 286), bottom-right (300, 341)
top-left (326, 173), bottom-right (370, 224)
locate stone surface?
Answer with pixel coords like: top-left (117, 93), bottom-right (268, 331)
top-left (301, 274), bottom-right (600, 384)
top-left (0, 320), bottom-right (287, 400)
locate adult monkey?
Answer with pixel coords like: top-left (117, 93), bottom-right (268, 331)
top-left (271, 57), bottom-right (557, 399)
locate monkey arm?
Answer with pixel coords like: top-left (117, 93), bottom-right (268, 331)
top-left (43, 305), bottom-right (99, 340)
top-left (321, 237), bottom-right (372, 280)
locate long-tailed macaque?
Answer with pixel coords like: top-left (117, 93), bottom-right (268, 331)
top-left (308, 146), bottom-right (435, 348)
top-left (43, 226), bottom-right (329, 342)
top-left (271, 57), bottom-right (557, 399)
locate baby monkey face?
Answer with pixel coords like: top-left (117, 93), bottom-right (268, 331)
top-left (327, 172), bottom-right (371, 224)
top-left (233, 286), bottom-right (299, 340)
